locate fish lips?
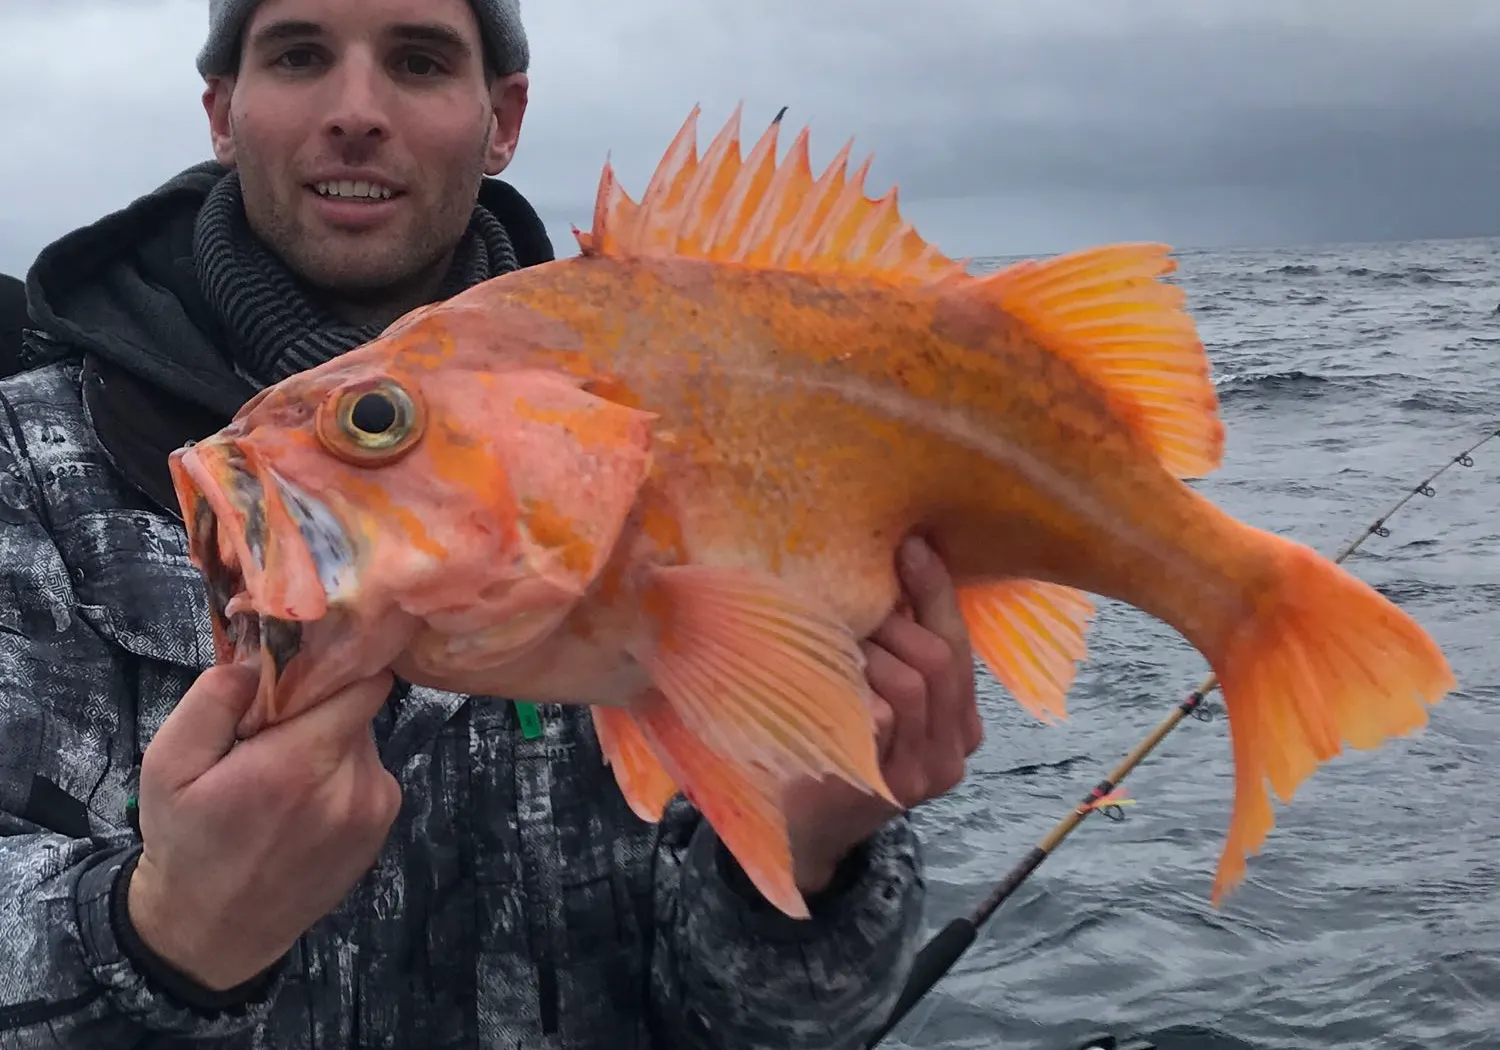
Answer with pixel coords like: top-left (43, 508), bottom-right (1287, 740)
top-left (168, 437), bottom-right (332, 692)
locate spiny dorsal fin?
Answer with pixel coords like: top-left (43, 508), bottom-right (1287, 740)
top-left (974, 244), bottom-right (1226, 479)
top-left (573, 103), bottom-right (969, 287)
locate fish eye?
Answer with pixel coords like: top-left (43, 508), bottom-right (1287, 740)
top-left (348, 390), bottom-right (400, 439)
top-left (316, 378), bottom-right (425, 465)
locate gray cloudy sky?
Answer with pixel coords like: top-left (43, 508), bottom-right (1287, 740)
top-left (1, 0), bottom-right (1498, 275)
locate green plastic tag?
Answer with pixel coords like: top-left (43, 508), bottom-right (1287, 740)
top-left (514, 701), bottom-right (543, 739)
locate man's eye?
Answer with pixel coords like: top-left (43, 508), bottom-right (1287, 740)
top-left (402, 53), bottom-right (443, 76)
top-left (275, 47), bottom-right (319, 69)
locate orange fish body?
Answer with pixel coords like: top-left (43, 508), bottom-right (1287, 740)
top-left (169, 105), bottom-right (1455, 919)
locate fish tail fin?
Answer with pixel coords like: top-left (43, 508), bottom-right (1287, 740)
top-left (971, 243), bottom-right (1225, 480)
top-left (1206, 526), bottom-right (1454, 905)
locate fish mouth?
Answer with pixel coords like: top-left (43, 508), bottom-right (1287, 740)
top-left (168, 437), bottom-right (358, 726)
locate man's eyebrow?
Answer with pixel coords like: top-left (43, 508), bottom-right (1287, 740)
top-left (388, 22), bottom-right (474, 55)
top-left (246, 19), bottom-right (325, 50)
top-left (244, 20), bottom-right (474, 56)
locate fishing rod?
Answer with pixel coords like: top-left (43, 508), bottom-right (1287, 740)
top-left (866, 424), bottom-right (1500, 1048)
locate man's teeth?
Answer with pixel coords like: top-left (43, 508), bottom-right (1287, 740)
top-left (315, 180), bottom-right (394, 200)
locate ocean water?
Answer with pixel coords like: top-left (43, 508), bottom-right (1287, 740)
top-left (886, 236), bottom-right (1500, 1050)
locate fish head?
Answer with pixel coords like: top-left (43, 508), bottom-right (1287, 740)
top-left (169, 346), bottom-right (659, 732)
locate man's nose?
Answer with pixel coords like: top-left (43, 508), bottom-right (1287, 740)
top-left (322, 53), bottom-right (391, 143)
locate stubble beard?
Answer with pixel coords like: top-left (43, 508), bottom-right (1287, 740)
top-left (235, 126), bottom-right (495, 327)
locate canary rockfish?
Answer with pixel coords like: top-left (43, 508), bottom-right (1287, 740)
top-left (168, 104), bottom-right (1455, 918)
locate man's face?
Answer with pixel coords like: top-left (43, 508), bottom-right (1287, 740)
top-left (202, 0), bottom-right (527, 303)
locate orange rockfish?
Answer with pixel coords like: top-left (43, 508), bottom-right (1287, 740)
top-left (168, 104), bottom-right (1455, 918)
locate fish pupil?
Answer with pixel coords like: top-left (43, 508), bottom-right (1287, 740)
top-left (350, 392), bottom-right (398, 435)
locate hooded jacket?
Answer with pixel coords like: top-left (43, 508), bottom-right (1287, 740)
top-left (0, 274), bottom-right (24, 376)
top-left (0, 163), bottom-right (926, 1049)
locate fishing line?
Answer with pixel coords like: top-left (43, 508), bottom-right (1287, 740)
top-left (865, 424), bottom-right (1500, 1049)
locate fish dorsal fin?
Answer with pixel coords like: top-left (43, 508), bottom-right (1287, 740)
top-left (974, 245), bottom-right (1225, 479)
top-left (573, 103), bottom-right (969, 287)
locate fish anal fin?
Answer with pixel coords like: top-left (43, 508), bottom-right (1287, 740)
top-left (631, 562), bottom-right (895, 804)
top-left (592, 705), bottom-right (679, 822)
top-left (957, 579), bottom-right (1095, 723)
top-left (581, 103), bottom-right (969, 287)
top-left (973, 244), bottom-right (1225, 479)
top-left (634, 690), bottom-right (807, 918)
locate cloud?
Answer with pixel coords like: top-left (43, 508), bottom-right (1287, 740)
top-left (2, 0), bottom-right (1498, 275)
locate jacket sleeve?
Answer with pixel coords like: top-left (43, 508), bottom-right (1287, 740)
top-left (647, 797), bottom-right (926, 1050)
top-left (0, 416), bottom-right (282, 1046)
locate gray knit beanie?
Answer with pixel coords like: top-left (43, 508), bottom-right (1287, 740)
top-left (196, 0), bottom-right (529, 78)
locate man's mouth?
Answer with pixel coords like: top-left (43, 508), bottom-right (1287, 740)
top-left (312, 179), bottom-right (400, 201)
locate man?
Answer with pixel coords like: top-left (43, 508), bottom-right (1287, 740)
top-left (0, 0), bottom-right (983, 1046)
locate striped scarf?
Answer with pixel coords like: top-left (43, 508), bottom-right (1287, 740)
top-left (193, 169), bottom-right (518, 387)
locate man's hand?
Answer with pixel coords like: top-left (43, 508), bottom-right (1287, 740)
top-left (127, 663), bottom-right (402, 991)
top-left (786, 535), bottom-right (984, 894)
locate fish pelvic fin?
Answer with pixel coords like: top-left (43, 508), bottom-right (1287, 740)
top-left (631, 562), bottom-right (895, 800)
top-left (592, 705), bottom-right (679, 822)
top-left (573, 103), bottom-right (970, 286)
top-left (972, 244), bottom-right (1225, 479)
top-left (633, 689), bottom-right (807, 918)
top-left (957, 579), bottom-right (1095, 723)
top-left (1206, 526), bottom-right (1454, 907)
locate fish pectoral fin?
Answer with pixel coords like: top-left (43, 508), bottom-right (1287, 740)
top-left (957, 578), bottom-right (1095, 724)
top-left (632, 690), bottom-right (808, 918)
top-left (971, 244), bottom-right (1224, 480)
top-left (592, 704), bottom-right (680, 822)
top-left (631, 563), bottom-right (895, 803)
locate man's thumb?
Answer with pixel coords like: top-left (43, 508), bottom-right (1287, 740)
top-left (290, 671), bottom-right (398, 746)
top-left (143, 663), bottom-right (260, 792)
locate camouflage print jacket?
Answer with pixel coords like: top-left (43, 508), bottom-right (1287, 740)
top-left (0, 166), bottom-right (926, 1049)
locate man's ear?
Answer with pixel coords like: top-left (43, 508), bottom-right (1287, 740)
top-left (484, 72), bottom-right (529, 175)
top-left (202, 77), bottom-right (238, 167)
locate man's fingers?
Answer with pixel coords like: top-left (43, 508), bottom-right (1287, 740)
top-left (896, 536), bottom-right (971, 659)
top-left (862, 641), bottom-right (928, 740)
top-left (863, 639), bottom-right (937, 803)
top-left (282, 671), bottom-right (398, 751)
top-left (860, 656), bottom-right (898, 758)
top-left (870, 607), bottom-right (970, 741)
top-left (870, 613), bottom-right (954, 687)
top-left (962, 693), bottom-right (985, 755)
top-left (143, 664), bottom-right (261, 793)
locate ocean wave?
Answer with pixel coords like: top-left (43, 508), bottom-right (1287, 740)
top-left (1338, 265), bottom-right (1461, 285)
top-left (1396, 390), bottom-right (1493, 414)
top-left (1211, 369), bottom-right (1414, 402)
top-left (1266, 263), bottom-right (1321, 276)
